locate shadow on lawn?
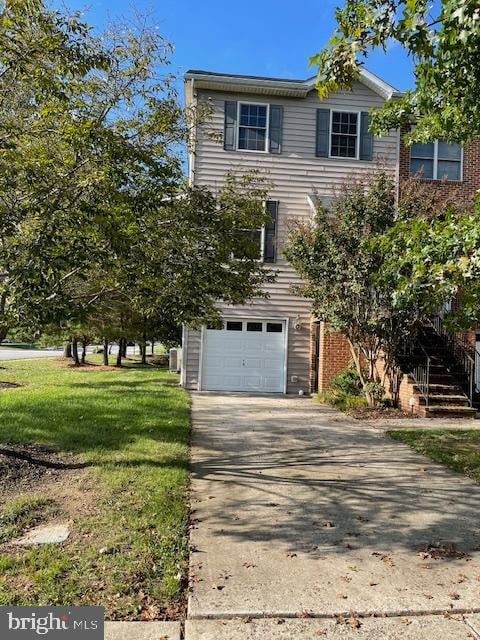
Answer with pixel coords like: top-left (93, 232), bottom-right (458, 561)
top-left (0, 373), bottom-right (188, 458)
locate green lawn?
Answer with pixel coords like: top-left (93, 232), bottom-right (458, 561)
top-left (0, 357), bottom-right (190, 620)
top-left (388, 429), bottom-right (480, 483)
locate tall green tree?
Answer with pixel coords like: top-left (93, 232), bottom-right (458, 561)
top-left (0, 1), bottom-right (273, 348)
top-left (311, 0), bottom-right (480, 142)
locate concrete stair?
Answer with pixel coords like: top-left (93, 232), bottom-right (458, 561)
top-left (405, 327), bottom-right (478, 419)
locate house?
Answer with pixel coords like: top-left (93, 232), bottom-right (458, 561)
top-left (181, 68), bottom-right (399, 395)
top-left (181, 68), bottom-right (480, 414)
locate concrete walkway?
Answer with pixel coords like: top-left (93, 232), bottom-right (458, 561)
top-left (187, 394), bottom-right (480, 639)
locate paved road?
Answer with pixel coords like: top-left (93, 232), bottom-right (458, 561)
top-left (0, 345), bottom-right (143, 361)
top-left (0, 347), bottom-right (64, 360)
top-left (187, 393), bottom-right (480, 639)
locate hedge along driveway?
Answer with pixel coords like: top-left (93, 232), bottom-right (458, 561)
top-left (0, 357), bottom-right (190, 620)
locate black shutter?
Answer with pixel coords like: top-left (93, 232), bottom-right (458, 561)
top-left (359, 111), bottom-right (374, 160)
top-left (269, 105), bottom-right (283, 154)
top-left (264, 201), bottom-right (278, 263)
top-left (316, 108), bottom-right (330, 157)
top-left (224, 101), bottom-right (237, 150)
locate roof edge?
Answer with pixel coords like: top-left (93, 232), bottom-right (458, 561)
top-left (184, 68), bottom-right (402, 100)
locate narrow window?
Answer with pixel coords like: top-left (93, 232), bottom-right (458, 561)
top-left (247, 322), bottom-right (263, 332)
top-left (226, 321), bottom-right (243, 331)
top-left (232, 228), bottom-right (264, 261)
top-left (330, 111), bottom-right (358, 158)
top-left (238, 103), bottom-right (268, 151)
top-left (266, 322), bottom-right (283, 333)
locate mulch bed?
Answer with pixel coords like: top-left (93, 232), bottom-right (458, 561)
top-left (0, 443), bottom-right (86, 495)
top-left (349, 406), bottom-right (417, 420)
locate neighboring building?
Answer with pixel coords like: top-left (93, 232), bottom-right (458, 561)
top-left (182, 68), bottom-right (399, 394)
top-left (317, 130), bottom-right (480, 416)
top-left (181, 68), bottom-right (480, 415)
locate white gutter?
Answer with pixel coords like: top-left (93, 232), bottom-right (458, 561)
top-left (187, 77), bottom-right (196, 187)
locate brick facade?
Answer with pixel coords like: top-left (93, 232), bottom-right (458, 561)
top-left (316, 323), bottom-right (351, 393)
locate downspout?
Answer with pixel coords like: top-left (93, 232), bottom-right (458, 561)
top-left (188, 77), bottom-right (196, 187)
top-left (394, 126), bottom-right (401, 210)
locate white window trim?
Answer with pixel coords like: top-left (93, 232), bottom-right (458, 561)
top-left (232, 225), bottom-right (265, 262)
top-left (329, 109), bottom-right (361, 160)
top-left (411, 139), bottom-right (464, 182)
top-left (236, 101), bottom-right (270, 153)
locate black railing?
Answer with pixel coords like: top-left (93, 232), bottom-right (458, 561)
top-left (410, 344), bottom-right (431, 407)
top-left (430, 315), bottom-right (476, 406)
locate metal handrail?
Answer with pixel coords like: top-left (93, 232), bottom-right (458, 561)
top-left (429, 315), bottom-right (476, 406)
top-left (410, 343), bottom-right (431, 407)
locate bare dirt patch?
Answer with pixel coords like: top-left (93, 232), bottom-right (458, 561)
top-left (0, 443), bottom-right (88, 496)
top-left (54, 357), bottom-right (119, 372)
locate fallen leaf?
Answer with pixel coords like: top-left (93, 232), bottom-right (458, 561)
top-left (322, 521), bottom-right (335, 528)
top-left (350, 617), bottom-right (362, 629)
top-left (242, 562), bottom-right (257, 569)
top-left (355, 515), bottom-right (369, 523)
top-left (449, 592), bottom-right (460, 600)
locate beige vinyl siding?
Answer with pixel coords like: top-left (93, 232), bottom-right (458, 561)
top-left (184, 326), bottom-right (202, 390)
top-left (183, 80), bottom-right (398, 394)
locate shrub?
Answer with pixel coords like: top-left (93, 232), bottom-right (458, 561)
top-left (331, 367), bottom-right (363, 396)
top-left (317, 390), bottom-right (368, 412)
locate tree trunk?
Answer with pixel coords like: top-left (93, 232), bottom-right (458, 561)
top-left (141, 334), bottom-right (147, 365)
top-left (64, 341), bottom-right (72, 358)
top-left (121, 339), bottom-right (127, 358)
top-left (102, 337), bottom-right (109, 366)
top-left (71, 337), bottom-right (80, 366)
top-left (116, 339), bottom-right (123, 367)
top-left (81, 339), bottom-right (87, 364)
top-left (151, 340), bottom-right (155, 355)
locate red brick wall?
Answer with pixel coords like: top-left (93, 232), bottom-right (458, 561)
top-left (317, 323), bottom-right (351, 392)
top-left (399, 127), bottom-right (480, 202)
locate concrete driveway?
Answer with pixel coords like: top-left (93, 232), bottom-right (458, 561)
top-left (186, 394), bottom-right (480, 639)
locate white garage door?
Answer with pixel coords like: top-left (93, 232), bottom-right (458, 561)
top-left (202, 319), bottom-right (286, 392)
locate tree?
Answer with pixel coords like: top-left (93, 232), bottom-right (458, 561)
top-left (0, 1), bottom-right (274, 354)
top-left (311, 0), bottom-right (480, 142)
top-left (374, 187), bottom-right (480, 333)
top-left (285, 172), bottom-right (417, 406)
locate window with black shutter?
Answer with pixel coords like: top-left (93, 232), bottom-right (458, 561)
top-left (263, 200), bottom-right (278, 263)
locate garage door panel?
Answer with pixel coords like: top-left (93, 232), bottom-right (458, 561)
top-left (202, 319), bottom-right (286, 393)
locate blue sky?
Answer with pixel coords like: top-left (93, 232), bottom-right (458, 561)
top-left (55, 0), bottom-right (414, 94)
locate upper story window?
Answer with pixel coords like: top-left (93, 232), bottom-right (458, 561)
top-left (410, 140), bottom-right (463, 181)
top-left (224, 100), bottom-right (283, 154)
top-left (330, 111), bottom-right (358, 158)
top-left (238, 103), bottom-right (268, 152)
top-left (232, 200), bottom-right (278, 263)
